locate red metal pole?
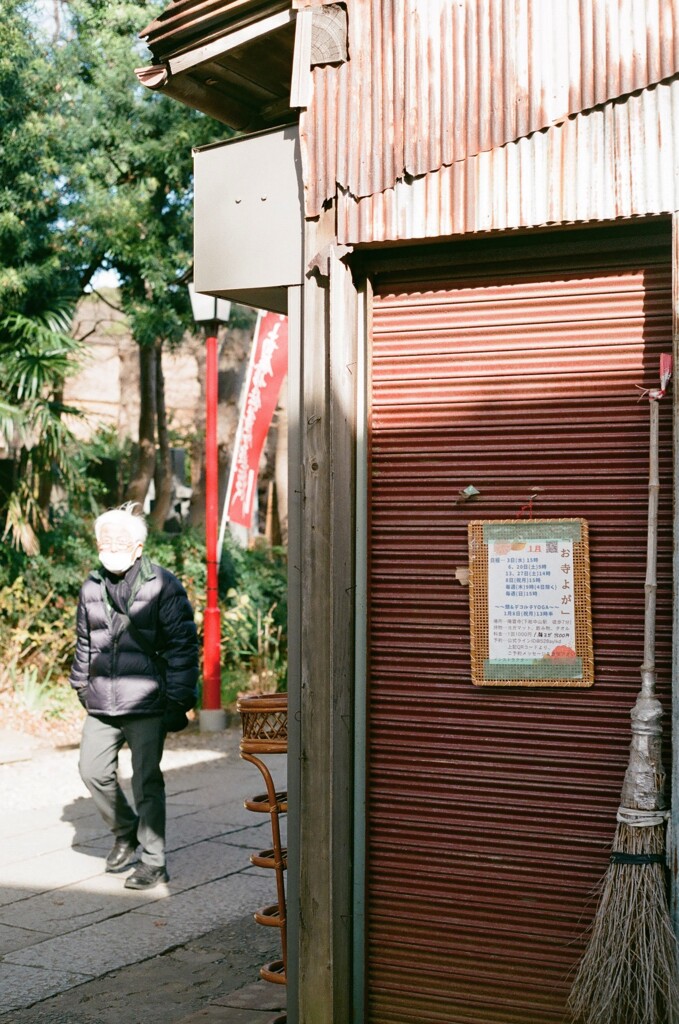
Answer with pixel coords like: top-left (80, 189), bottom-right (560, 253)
top-left (203, 330), bottom-right (222, 711)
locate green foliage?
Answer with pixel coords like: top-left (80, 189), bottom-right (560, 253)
top-left (144, 528), bottom-right (207, 616)
top-left (219, 537), bottom-right (288, 695)
top-left (219, 538), bottom-right (288, 630)
top-left (0, 2), bottom-right (284, 723)
top-left (11, 664), bottom-right (56, 714)
top-left (38, 509), bottom-right (100, 595)
top-left (0, 1), bottom-right (80, 317)
top-left (0, 1), bottom-right (229, 550)
top-left (0, 305), bottom-right (96, 551)
top-left (0, 308), bottom-right (81, 400)
top-left (0, 577), bottom-right (78, 709)
top-left (55, 0), bottom-right (228, 352)
top-left (0, 509), bottom-right (288, 720)
top-left (222, 590), bottom-right (286, 695)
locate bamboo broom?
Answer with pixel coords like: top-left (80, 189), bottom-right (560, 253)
top-left (568, 353), bottom-right (679, 1024)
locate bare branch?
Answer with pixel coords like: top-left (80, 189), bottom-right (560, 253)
top-left (90, 289), bottom-right (123, 313)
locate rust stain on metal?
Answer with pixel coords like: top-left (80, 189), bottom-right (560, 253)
top-left (336, 76), bottom-right (679, 244)
top-left (365, 222), bottom-right (673, 1023)
top-left (299, 0), bottom-right (679, 219)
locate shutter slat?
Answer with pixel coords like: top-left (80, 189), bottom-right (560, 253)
top-left (366, 223), bottom-right (673, 1023)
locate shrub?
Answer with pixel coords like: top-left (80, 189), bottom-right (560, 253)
top-left (0, 510), bottom-right (288, 720)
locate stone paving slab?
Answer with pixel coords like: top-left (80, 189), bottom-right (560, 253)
top-left (0, 729), bottom-right (44, 765)
top-left (0, 848), bottom-right (105, 908)
top-left (0, 961), bottom-right (94, 1012)
top-left (0, 827), bottom-right (275, 942)
top-left (0, 913), bottom-right (282, 1024)
top-left (5, 870), bottom-right (271, 980)
top-left (173, 1008), bottom-right (282, 1023)
top-left (0, 726), bottom-right (288, 1021)
top-left (168, 810), bottom-right (272, 850)
top-left (214, 981), bottom-right (286, 1010)
top-left (214, 820), bottom-right (287, 851)
top-left (0, 922), bottom-right (52, 955)
top-left (131, 867), bottom-right (271, 926)
top-left (0, 821), bottom-right (106, 869)
top-left (1, 803), bottom-right (95, 840)
top-left (0, 874), bottom-right (153, 937)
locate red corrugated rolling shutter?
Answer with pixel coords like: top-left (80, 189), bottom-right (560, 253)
top-left (366, 222), bottom-right (673, 1024)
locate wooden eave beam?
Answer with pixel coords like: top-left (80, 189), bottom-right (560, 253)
top-left (141, 0), bottom-right (290, 61)
top-left (136, 7), bottom-right (295, 129)
top-left (135, 63), bottom-right (256, 130)
top-left (167, 7), bottom-right (294, 74)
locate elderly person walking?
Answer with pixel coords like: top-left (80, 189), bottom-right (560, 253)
top-left (70, 503), bottom-right (199, 889)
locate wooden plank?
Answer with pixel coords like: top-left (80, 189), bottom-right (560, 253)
top-left (298, 206), bottom-right (336, 1023)
top-left (297, 215), bottom-right (359, 1022)
top-left (671, 211), bottom-right (679, 945)
top-left (329, 246), bottom-right (357, 1020)
top-left (168, 9), bottom-right (294, 74)
top-left (286, 284), bottom-right (303, 1018)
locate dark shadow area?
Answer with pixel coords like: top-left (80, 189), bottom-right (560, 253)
top-left (0, 726), bottom-right (287, 1022)
top-left (362, 219), bottom-right (674, 1023)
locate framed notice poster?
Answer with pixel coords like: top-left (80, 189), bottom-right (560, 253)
top-left (468, 519), bottom-right (594, 687)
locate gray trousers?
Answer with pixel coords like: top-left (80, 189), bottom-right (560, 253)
top-left (79, 714), bottom-right (166, 867)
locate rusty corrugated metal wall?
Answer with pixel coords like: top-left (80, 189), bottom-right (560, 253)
top-left (366, 220), bottom-right (673, 1023)
top-left (296, 0), bottom-right (679, 240)
top-left (337, 77), bottom-right (679, 243)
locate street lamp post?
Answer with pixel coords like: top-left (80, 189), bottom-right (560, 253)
top-left (188, 284), bottom-right (231, 732)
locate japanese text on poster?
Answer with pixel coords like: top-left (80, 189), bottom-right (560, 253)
top-left (467, 519), bottom-right (593, 686)
top-left (488, 538), bottom-right (576, 665)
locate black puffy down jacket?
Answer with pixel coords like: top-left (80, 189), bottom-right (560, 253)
top-left (69, 555), bottom-right (199, 717)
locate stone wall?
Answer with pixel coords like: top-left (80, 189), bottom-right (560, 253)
top-left (62, 291), bottom-right (281, 535)
top-left (64, 290), bottom-right (203, 443)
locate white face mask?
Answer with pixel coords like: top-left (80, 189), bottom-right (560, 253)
top-left (99, 549), bottom-right (138, 575)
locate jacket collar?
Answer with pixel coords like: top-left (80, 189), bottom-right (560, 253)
top-left (91, 553), bottom-right (156, 588)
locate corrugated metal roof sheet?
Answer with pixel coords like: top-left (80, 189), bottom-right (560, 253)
top-left (140, 0), bottom-right (290, 60)
top-left (336, 75), bottom-right (679, 243)
top-left (300, 0), bottom-right (679, 218)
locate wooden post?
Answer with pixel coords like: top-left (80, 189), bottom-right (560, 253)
top-left (285, 284), bottom-right (302, 1021)
top-left (296, 208), bottom-right (358, 1023)
top-left (671, 212), bottom-right (679, 944)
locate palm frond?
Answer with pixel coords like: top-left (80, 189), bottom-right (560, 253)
top-left (2, 488), bottom-right (45, 556)
top-left (0, 310), bottom-right (83, 400)
top-left (0, 395), bottom-right (28, 447)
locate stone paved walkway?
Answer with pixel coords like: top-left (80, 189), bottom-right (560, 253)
top-left (0, 724), bottom-right (287, 1023)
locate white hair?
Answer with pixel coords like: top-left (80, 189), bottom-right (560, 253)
top-left (94, 502), bottom-right (148, 546)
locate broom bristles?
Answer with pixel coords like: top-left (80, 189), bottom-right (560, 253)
top-left (568, 823), bottom-right (679, 1024)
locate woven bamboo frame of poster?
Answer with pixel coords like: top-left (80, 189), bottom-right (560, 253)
top-left (468, 518), bottom-right (594, 688)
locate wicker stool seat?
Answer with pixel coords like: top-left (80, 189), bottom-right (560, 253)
top-left (244, 790), bottom-right (288, 814)
top-left (260, 959), bottom-right (286, 986)
top-left (254, 903), bottom-right (284, 928)
top-left (238, 692), bottom-right (288, 990)
top-left (250, 847), bottom-right (288, 870)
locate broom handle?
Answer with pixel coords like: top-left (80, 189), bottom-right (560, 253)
top-left (618, 394), bottom-right (666, 817)
top-left (642, 397), bottom-right (659, 695)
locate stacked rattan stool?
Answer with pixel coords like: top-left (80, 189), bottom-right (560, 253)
top-left (237, 692), bottom-right (288, 1022)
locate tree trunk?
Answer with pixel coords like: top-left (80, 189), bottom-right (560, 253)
top-left (150, 338), bottom-right (174, 529)
top-left (37, 384), bottom-right (64, 511)
top-left (125, 342), bottom-right (157, 508)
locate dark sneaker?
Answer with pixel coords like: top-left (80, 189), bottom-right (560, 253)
top-left (105, 834), bottom-right (138, 872)
top-left (123, 863), bottom-right (169, 890)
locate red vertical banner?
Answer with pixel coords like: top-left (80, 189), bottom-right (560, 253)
top-left (225, 311), bottom-right (288, 530)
